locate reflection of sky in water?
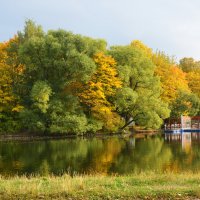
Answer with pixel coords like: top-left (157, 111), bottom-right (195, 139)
top-left (0, 134), bottom-right (200, 176)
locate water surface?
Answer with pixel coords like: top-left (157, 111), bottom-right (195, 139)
top-left (0, 132), bottom-right (199, 176)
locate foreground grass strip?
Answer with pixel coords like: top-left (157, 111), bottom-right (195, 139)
top-left (0, 173), bottom-right (200, 199)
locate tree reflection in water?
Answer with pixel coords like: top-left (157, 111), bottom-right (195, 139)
top-left (0, 134), bottom-right (200, 176)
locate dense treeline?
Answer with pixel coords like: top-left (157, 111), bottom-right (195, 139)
top-left (0, 20), bottom-right (200, 134)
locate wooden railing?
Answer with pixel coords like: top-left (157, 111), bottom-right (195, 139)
top-left (165, 116), bottom-right (200, 130)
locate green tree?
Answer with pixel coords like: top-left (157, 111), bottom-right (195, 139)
top-left (31, 81), bottom-right (52, 113)
top-left (170, 91), bottom-right (200, 117)
top-left (13, 20), bottom-right (107, 134)
top-left (179, 57), bottom-right (200, 73)
top-left (109, 45), bottom-right (170, 129)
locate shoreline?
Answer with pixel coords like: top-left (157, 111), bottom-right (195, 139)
top-left (0, 130), bottom-right (161, 141)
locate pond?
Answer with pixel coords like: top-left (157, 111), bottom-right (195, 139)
top-left (0, 132), bottom-right (200, 176)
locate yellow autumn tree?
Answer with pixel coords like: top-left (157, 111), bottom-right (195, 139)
top-left (153, 53), bottom-right (190, 104)
top-left (78, 52), bottom-right (122, 131)
top-left (186, 72), bottom-right (200, 98)
top-left (131, 40), bottom-right (153, 58)
top-left (0, 37), bottom-right (23, 115)
top-left (0, 41), bottom-right (13, 113)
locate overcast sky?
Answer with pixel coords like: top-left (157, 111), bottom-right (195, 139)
top-left (1, 0), bottom-right (200, 61)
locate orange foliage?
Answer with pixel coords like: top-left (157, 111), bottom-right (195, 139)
top-left (153, 54), bottom-right (190, 104)
top-left (0, 37), bottom-right (23, 113)
top-left (77, 52), bottom-right (122, 131)
top-left (186, 72), bottom-right (200, 98)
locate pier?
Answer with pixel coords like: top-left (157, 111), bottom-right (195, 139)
top-left (164, 116), bottom-right (200, 133)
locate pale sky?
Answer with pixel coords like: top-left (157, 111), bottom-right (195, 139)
top-left (1, 0), bottom-right (200, 61)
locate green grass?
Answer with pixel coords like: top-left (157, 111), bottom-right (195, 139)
top-left (0, 173), bottom-right (200, 199)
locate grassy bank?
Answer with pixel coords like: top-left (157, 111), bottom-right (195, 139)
top-left (0, 173), bottom-right (200, 199)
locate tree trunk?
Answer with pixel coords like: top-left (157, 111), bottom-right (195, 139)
top-left (120, 119), bottom-right (134, 131)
